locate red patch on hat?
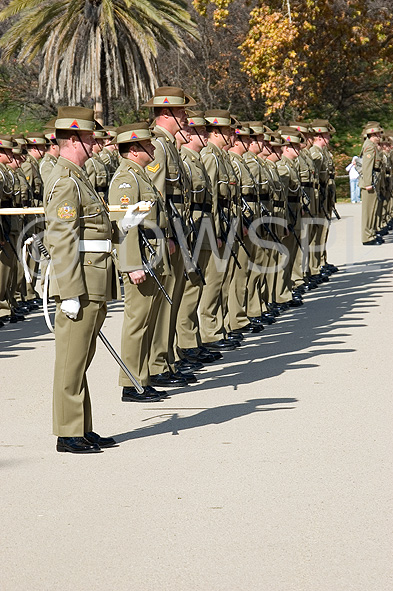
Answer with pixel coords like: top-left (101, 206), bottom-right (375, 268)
top-left (212, 118), bottom-right (219, 125)
top-left (131, 132), bottom-right (138, 140)
top-left (70, 120), bottom-right (80, 129)
top-left (189, 119), bottom-right (195, 125)
top-left (163, 98), bottom-right (169, 104)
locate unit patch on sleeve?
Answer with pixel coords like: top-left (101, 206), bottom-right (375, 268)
top-left (57, 202), bottom-right (77, 220)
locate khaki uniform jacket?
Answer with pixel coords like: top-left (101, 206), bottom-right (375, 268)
top-left (201, 141), bottom-right (230, 239)
top-left (21, 155), bottom-right (43, 204)
top-left (181, 145), bottom-right (216, 250)
top-left (99, 147), bottom-right (119, 178)
top-left (108, 157), bottom-right (169, 274)
top-left (44, 156), bottom-right (116, 302)
top-left (278, 155), bottom-right (301, 225)
top-left (298, 148), bottom-right (317, 215)
top-left (85, 153), bottom-right (110, 196)
top-left (358, 138), bottom-right (382, 190)
top-left (0, 163), bottom-right (14, 242)
top-left (40, 154), bottom-right (58, 185)
top-left (264, 158), bottom-right (287, 237)
top-left (147, 126), bottom-right (191, 241)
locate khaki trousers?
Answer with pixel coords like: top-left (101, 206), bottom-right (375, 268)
top-left (176, 249), bottom-right (210, 349)
top-left (53, 297), bottom-right (106, 437)
top-left (361, 188), bottom-right (379, 243)
top-left (199, 244), bottom-right (227, 343)
top-left (120, 273), bottom-right (163, 387)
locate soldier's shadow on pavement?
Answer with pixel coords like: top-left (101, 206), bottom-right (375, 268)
top-left (113, 257), bottom-right (393, 441)
top-left (114, 397), bottom-right (298, 442)
top-left (147, 257), bottom-right (393, 398)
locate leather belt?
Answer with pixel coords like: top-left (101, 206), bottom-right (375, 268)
top-left (373, 167), bottom-right (381, 172)
top-left (288, 196), bottom-right (300, 203)
top-left (191, 203), bottom-right (212, 213)
top-left (243, 195), bottom-right (258, 202)
top-left (1, 199), bottom-right (13, 207)
top-left (79, 239), bottom-right (112, 253)
top-left (273, 200), bottom-right (285, 207)
top-left (301, 182), bottom-right (312, 188)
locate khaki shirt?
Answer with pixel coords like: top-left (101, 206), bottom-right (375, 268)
top-left (85, 153), bottom-right (110, 198)
top-left (40, 153), bottom-right (58, 185)
top-left (201, 141), bottom-right (230, 239)
top-left (109, 157), bottom-right (169, 273)
top-left (21, 154), bottom-right (43, 204)
top-left (358, 138), bottom-right (382, 190)
top-left (99, 147), bottom-right (119, 178)
top-left (181, 145), bottom-right (216, 250)
top-left (44, 156), bottom-right (115, 302)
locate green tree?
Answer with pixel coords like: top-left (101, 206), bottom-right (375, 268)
top-left (0, 0), bottom-right (199, 123)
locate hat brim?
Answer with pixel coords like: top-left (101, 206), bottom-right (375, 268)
top-left (142, 93), bottom-right (196, 108)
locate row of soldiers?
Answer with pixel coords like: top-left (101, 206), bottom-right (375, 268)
top-left (359, 121), bottom-right (393, 245)
top-left (0, 87), bottom-right (339, 401)
top-left (0, 122), bottom-right (119, 326)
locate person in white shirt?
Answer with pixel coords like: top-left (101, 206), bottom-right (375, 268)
top-left (346, 156), bottom-right (361, 203)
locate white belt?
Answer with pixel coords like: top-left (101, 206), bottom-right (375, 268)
top-left (79, 239), bottom-right (112, 253)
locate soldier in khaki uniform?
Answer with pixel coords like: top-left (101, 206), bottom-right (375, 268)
top-left (275, 129), bottom-right (303, 308)
top-left (108, 123), bottom-right (170, 402)
top-left (358, 122), bottom-right (384, 245)
top-left (40, 128), bottom-right (60, 185)
top-left (199, 110), bottom-right (239, 351)
top-left (259, 130), bottom-right (287, 313)
top-left (100, 127), bottom-right (119, 177)
top-left (176, 111), bottom-right (216, 357)
top-left (85, 127), bottom-right (110, 202)
top-left (44, 106), bottom-right (119, 453)
top-left (142, 86), bottom-right (196, 387)
top-left (227, 122), bottom-right (262, 334)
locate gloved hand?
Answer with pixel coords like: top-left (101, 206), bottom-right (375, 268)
top-left (60, 297), bottom-right (80, 319)
top-left (120, 202), bottom-right (152, 233)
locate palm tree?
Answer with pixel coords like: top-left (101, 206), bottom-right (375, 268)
top-left (0, 0), bottom-right (199, 123)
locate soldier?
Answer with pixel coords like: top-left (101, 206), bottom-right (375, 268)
top-left (142, 86), bottom-right (196, 387)
top-left (199, 110), bottom-right (239, 351)
top-left (175, 111), bottom-right (218, 363)
top-left (358, 121), bottom-right (384, 245)
top-left (40, 127), bottom-right (60, 185)
top-left (108, 123), bottom-right (171, 402)
top-left (100, 126), bottom-right (119, 177)
top-left (44, 106), bottom-right (120, 453)
top-left (227, 122), bottom-right (263, 335)
top-left (85, 126), bottom-right (111, 202)
top-left (0, 135), bottom-right (24, 324)
top-left (275, 128), bottom-right (304, 308)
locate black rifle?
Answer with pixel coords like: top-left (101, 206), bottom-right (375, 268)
top-left (241, 196), bottom-right (282, 246)
top-left (319, 184), bottom-right (331, 221)
top-left (138, 228), bottom-right (173, 305)
top-left (300, 188), bottom-right (314, 218)
top-left (287, 202), bottom-right (304, 251)
top-left (219, 204), bottom-right (251, 258)
top-left (332, 205), bottom-right (341, 220)
top-left (217, 203), bottom-right (241, 269)
top-left (187, 214), bottom-right (206, 285)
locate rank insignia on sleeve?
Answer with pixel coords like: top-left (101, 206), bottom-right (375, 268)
top-left (147, 163), bottom-right (160, 173)
top-left (57, 203), bottom-right (77, 220)
top-left (118, 182), bottom-right (131, 189)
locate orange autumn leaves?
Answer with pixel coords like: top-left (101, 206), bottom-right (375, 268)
top-left (194, 0), bottom-right (393, 117)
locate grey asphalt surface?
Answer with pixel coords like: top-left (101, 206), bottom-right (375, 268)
top-left (1, 203), bottom-right (392, 590)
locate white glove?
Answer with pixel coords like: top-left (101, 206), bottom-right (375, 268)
top-left (120, 202), bottom-right (152, 233)
top-left (60, 297), bottom-right (80, 320)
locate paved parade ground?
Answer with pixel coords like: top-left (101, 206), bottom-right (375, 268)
top-left (1, 203), bottom-right (392, 591)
